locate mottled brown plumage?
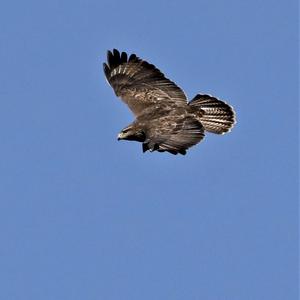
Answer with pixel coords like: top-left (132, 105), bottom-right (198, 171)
top-left (103, 49), bottom-right (236, 155)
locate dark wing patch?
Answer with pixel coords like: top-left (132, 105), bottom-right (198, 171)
top-left (144, 116), bottom-right (205, 155)
top-left (103, 49), bottom-right (187, 116)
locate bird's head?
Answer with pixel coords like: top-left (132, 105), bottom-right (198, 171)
top-left (117, 125), bottom-right (146, 142)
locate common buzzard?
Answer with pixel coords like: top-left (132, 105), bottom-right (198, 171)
top-left (103, 49), bottom-right (236, 155)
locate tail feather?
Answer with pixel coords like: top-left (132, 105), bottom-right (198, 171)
top-left (189, 94), bottom-right (236, 134)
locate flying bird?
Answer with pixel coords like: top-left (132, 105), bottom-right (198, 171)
top-left (103, 49), bottom-right (236, 155)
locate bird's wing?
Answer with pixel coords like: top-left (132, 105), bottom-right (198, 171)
top-left (103, 49), bottom-right (188, 117)
top-left (145, 115), bottom-right (205, 155)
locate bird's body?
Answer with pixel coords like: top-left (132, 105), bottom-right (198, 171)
top-left (103, 49), bottom-right (236, 155)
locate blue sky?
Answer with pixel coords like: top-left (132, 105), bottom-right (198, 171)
top-left (0, 0), bottom-right (298, 299)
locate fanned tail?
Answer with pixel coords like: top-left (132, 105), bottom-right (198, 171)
top-left (189, 94), bottom-right (236, 134)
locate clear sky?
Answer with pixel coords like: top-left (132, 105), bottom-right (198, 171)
top-left (0, 0), bottom-right (298, 299)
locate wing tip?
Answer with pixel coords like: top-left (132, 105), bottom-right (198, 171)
top-left (103, 63), bottom-right (110, 78)
top-left (106, 49), bottom-right (131, 69)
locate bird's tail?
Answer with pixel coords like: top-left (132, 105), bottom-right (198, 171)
top-left (189, 94), bottom-right (236, 134)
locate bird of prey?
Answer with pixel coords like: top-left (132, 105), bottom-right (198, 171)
top-left (103, 49), bottom-right (236, 155)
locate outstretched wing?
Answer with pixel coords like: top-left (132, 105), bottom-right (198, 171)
top-left (144, 115), bottom-right (205, 155)
top-left (103, 49), bottom-right (187, 117)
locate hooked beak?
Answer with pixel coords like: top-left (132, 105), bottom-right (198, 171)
top-left (117, 132), bottom-right (124, 140)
